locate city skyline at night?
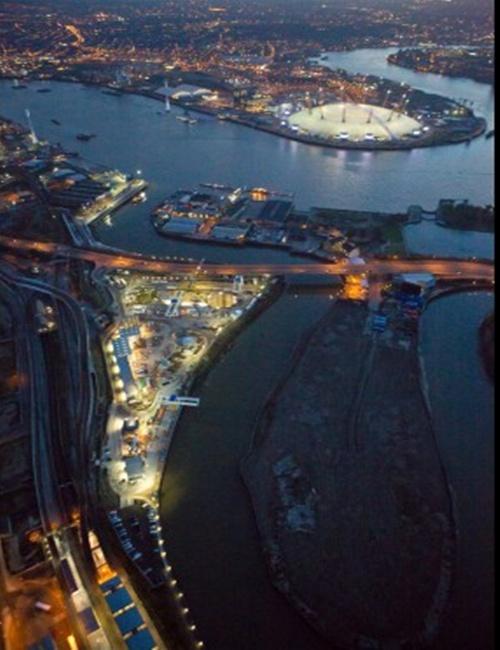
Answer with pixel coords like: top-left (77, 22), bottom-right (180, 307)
top-left (0, 2), bottom-right (494, 649)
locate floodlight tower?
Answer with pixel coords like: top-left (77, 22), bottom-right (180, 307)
top-left (398, 96), bottom-right (410, 120)
top-left (383, 88), bottom-right (392, 109)
top-left (340, 85), bottom-right (348, 123)
top-left (396, 94), bottom-right (406, 119)
top-left (25, 109), bottom-right (38, 144)
top-left (306, 91), bottom-right (312, 114)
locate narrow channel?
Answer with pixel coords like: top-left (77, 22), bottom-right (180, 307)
top-left (420, 291), bottom-right (494, 650)
top-left (159, 292), bottom-right (334, 650)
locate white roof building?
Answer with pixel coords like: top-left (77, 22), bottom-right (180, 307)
top-left (156, 84), bottom-right (213, 100)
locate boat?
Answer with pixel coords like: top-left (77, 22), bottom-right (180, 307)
top-left (217, 113), bottom-right (227, 121)
top-left (76, 133), bottom-right (96, 141)
top-left (132, 191), bottom-right (147, 204)
top-left (177, 109), bottom-right (197, 124)
top-left (12, 79), bottom-right (27, 90)
top-left (102, 89), bottom-right (122, 97)
top-left (201, 183), bottom-right (235, 191)
top-left (485, 130), bottom-right (494, 139)
top-left (51, 119), bottom-right (61, 125)
top-left (37, 88), bottom-right (52, 93)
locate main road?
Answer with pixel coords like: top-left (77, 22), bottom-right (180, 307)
top-left (0, 235), bottom-right (494, 281)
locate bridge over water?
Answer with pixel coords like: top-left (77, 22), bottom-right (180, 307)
top-left (0, 235), bottom-right (494, 282)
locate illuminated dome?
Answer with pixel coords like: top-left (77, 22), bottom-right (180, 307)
top-left (287, 103), bottom-right (422, 142)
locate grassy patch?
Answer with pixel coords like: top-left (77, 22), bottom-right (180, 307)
top-left (380, 221), bottom-right (406, 255)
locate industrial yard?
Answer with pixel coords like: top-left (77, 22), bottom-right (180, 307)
top-left (152, 184), bottom-right (372, 260)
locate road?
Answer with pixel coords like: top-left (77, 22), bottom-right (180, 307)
top-left (0, 265), bottom-right (124, 649)
top-left (0, 235), bottom-right (495, 280)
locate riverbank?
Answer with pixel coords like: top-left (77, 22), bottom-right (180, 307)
top-left (169, 90), bottom-right (486, 151)
top-left (178, 276), bottom-right (286, 396)
top-left (152, 223), bottom-right (337, 262)
top-left (95, 272), bottom-right (285, 649)
top-left (0, 109), bottom-right (147, 247)
top-left (1, 73), bottom-right (487, 152)
top-left (241, 298), bottom-right (455, 648)
top-left (221, 108), bottom-right (486, 151)
top-left (0, 76), bottom-right (493, 216)
top-left (110, 81), bottom-right (488, 152)
top-left (479, 312), bottom-right (494, 383)
top-left (387, 50), bottom-right (494, 86)
top-left (419, 291), bottom-right (494, 650)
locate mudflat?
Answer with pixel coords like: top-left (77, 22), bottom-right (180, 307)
top-left (242, 300), bottom-right (454, 648)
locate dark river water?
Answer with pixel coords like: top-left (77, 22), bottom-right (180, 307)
top-left (157, 287), bottom-right (494, 650)
top-left (160, 293), bottom-right (335, 650)
top-left (421, 291), bottom-right (494, 650)
top-left (0, 48), bottom-right (494, 649)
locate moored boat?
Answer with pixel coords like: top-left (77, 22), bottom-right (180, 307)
top-left (76, 133), bottom-right (96, 141)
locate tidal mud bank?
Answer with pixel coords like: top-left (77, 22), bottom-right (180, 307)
top-left (241, 300), bottom-right (455, 649)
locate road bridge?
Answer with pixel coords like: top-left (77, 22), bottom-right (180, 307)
top-left (0, 235), bottom-right (494, 282)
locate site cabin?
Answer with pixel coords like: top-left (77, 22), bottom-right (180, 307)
top-left (397, 272), bottom-right (436, 295)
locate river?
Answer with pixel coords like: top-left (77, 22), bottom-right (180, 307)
top-left (157, 286), bottom-right (494, 650)
top-left (159, 292), bottom-right (335, 650)
top-left (0, 48), bottom-right (494, 649)
top-left (0, 46), bottom-right (494, 263)
top-left (421, 291), bottom-right (494, 650)
top-left (404, 221), bottom-right (494, 260)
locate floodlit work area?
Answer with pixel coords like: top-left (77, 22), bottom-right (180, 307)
top-left (101, 271), bottom-right (270, 504)
top-left (287, 103), bottom-right (423, 142)
top-left (98, 270), bottom-right (272, 631)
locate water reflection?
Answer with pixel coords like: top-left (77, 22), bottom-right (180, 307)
top-left (0, 67), bottom-right (493, 216)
